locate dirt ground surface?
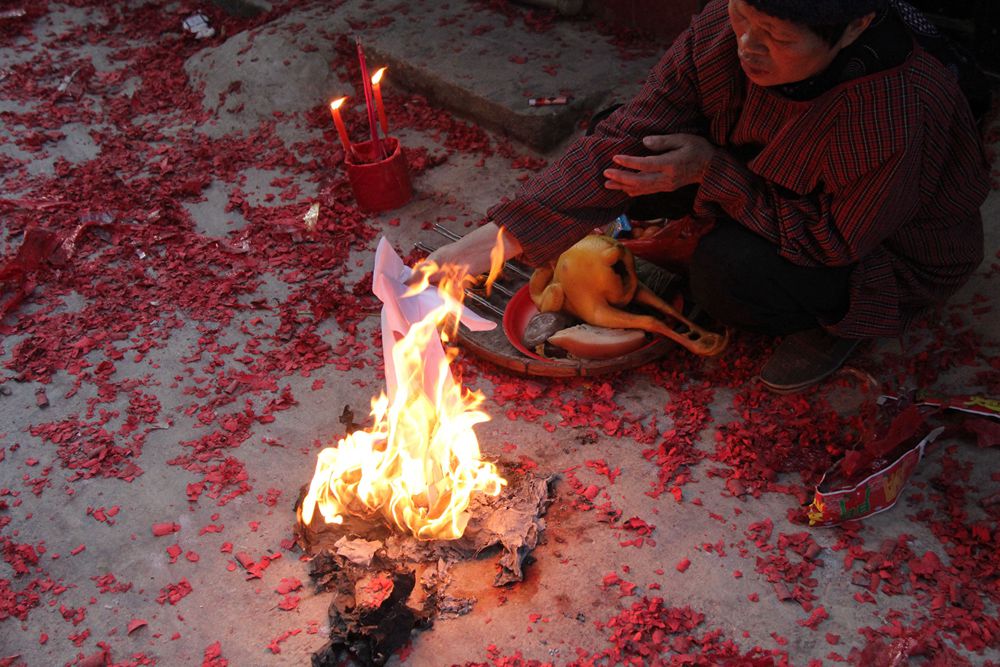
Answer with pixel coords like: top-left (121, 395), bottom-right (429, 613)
top-left (1, 2), bottom-right (998, 666)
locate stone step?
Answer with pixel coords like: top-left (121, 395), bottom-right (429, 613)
top-left (353, 0), bottom-right (660, 151)
top-left (202, 0), bottom-right (664, 152)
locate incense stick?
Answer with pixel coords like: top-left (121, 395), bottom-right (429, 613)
top-left (355, 36), bottom-right (385, 161)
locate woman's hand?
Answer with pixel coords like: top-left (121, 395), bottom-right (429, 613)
top-left (604, 133), bottom-right (717, 197)
top-left (417, 222), bottom-right (523, 281)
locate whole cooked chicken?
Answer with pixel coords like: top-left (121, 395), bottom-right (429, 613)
top-left (528, 235), bottom-right (727, 356)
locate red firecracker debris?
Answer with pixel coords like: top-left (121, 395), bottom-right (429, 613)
top-left (276, 577), bottom-right (302, 595)
top-left (127, 618), bottom-right (147, 635)
top-left (267, 628), bottom-right (302, 654)
top-left (156, 578), bottom-right (193, 606)
top-left (277, 594), bottom-right (300, 611)
top-left (152, 522), bottom-right (180, 537)
top-left (797, 606), bottom-right (829, 630)
top-left (202, 641), bottom-right (227, 667)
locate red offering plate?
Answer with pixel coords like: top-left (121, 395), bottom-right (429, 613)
top-left (502, 286), bottom-right (545, 360)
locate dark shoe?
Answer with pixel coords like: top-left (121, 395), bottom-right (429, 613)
top-left (759, 328), bottom-right (861, 393)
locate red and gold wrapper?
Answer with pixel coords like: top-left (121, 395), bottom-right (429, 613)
top-left (806, 427), bottom-right (943, 527)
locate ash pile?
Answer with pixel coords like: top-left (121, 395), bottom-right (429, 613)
top-left (294, 464), bottom-right (554, 666)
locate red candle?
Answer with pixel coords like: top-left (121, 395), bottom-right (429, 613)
top-left (371, 67), bottom-right (389, 136)
top-left (355, 36), bottom-right (385, 161)
top-left (329, 97), bottom-right (352, 156)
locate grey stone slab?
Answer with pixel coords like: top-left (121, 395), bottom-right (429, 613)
top-left (211, 0), bottom-right (273, 18)
top-left (185, 1), bottom-right (658, 150)
top-left (351, 0), bottom-right (659, 150)
top-left (185, 6), bottom-right (340, 138)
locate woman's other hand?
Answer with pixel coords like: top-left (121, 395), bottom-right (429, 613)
top-left (604, 133), bottom-right (717, 197)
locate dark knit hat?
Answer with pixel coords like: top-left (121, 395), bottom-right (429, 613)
top-left (744, 0), bottom-right (886, 25)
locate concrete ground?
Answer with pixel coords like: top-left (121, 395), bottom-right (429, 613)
top-left (0, 1), bottom-right (997, 666)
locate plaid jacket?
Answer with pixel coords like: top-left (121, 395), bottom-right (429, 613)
top-left (489, 0), bottom-right (989, 338)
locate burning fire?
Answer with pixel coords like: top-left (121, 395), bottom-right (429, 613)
top-left (299, 235), bottom-right (508, 540)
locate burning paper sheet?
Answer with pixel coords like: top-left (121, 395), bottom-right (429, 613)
top-left (371, 236), bottom-right (495, 401)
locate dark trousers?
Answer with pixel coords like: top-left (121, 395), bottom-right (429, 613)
top-left (688, 220), bottom-right (853, 336)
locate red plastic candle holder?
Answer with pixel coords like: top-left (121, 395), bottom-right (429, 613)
top-left (344, 137), bottom-right (412, 213)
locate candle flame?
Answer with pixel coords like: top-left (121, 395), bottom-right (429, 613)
top-left (330, 97), bottom-right (348, 111)
top-left (371, 67), bottom-right (387, 85)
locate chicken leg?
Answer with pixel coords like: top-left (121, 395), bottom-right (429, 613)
top-left (631, 284), bottom-right (728, 356)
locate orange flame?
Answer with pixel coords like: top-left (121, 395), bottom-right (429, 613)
top-left (299, 234), bottom-right (509, 540)
top-left (330, 96), bottom-right (347, 111)
top-left (484, 227), bottom-right (506, 296)
top-left (371, 67), bottom-right (387, 85)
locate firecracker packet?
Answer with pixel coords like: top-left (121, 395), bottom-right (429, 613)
top-left (806, 394), bottom-right (1000, 527)
top-left (806, 425), bottom-right (944, 527)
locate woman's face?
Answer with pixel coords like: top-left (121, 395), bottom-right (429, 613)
top-left (727, 0), bottom-right (844, 86)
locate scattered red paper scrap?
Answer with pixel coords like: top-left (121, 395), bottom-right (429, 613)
top-left (156, 578), bottom-right (193, 606)
top-left (152, 522), bottom-right (180, 537)
top-left (277, 594), bottom-right (300, 611)
top-left (267, 628), bottom-right (302, 654)
top-left (203, 640), bottom-right (227, 667)
top-left (127, 618), bottom-right (147, 635)
top-left (276, 577), bottom-right (302, 595)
